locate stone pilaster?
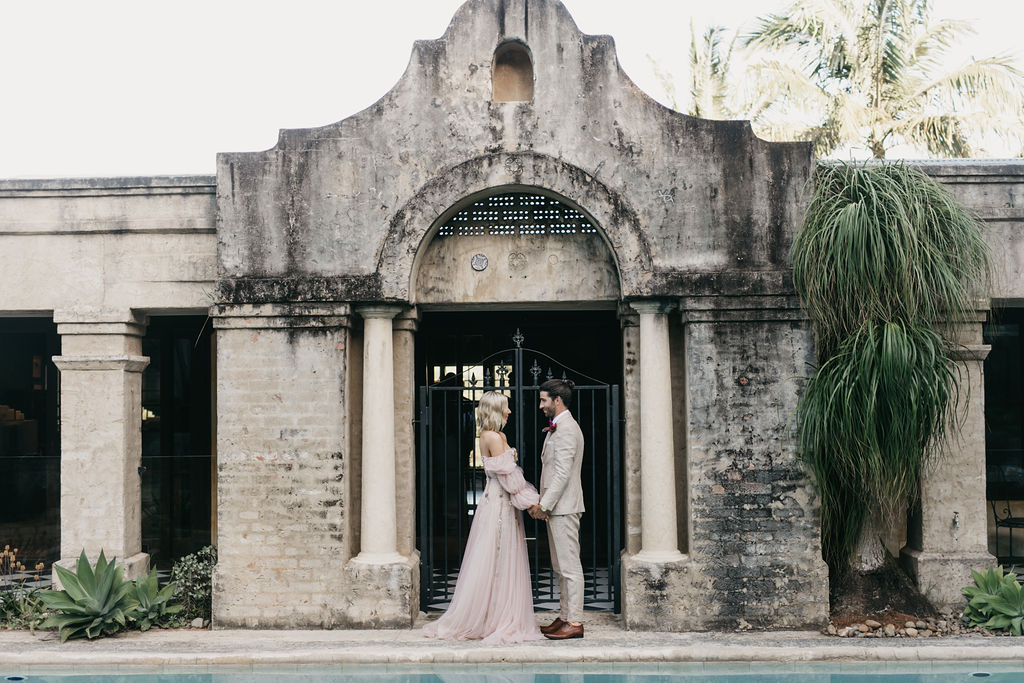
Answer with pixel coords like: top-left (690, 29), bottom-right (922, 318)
top-left (394, 308), bottom-right (419, 558)
top-left (902, 318), bottom-right (995, 612)
top-left (621, 299), bottom-right (690, 630)
top-left (617, 304), bottom-right (642, 557)
top-left (52, 309), bottom-right (150, 581)
top-left (342, 304), bottom-right (417, 628)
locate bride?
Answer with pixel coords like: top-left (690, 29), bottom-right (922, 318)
top-left (423, 391), bottom-right (543, 644)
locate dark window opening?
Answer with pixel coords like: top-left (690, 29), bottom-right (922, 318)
top-left (0, 318), bottom-right (60, 571)
top-left (984, 309), bottom-right (1024, 502)
top-left (141, 316), bottom-right (213, 568)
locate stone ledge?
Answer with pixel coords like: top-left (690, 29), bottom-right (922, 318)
top-left (52, 355), bottom-right (150, 372)
top-left (215, 276), bottom-right (385, 305)
top-left (212, 302), bottom-right (352, 329)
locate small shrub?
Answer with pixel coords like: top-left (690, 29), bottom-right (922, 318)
top-left (170, 545), bottom-right (217, 623)
top-left (39, 550), bottom-right (137, 642)
top-left (1, 544), bottom-right (48, 630)
top-left (130, 569), bottom-right (182, 631)
top-left (963, 566), bottom-right (1024, 635)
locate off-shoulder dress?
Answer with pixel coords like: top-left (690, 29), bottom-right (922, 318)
top-left (423, 448), bottom-right (543, 644)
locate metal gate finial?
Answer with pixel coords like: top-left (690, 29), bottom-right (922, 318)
top-left (529, 359), bottom-right (542, 382)
top-left (512, 328), bottom-right (525, 348)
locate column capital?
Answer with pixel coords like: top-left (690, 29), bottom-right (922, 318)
top-left (629, 299), bottom-right (677, 315)
top-left (950, 344), bottom-right (991, 362)
top-left (53, 308), bottom-right (148, 327)
top-left (55, 309), bottom-right (148, 356)
top-left (54, 308), bottom-right (148, 339)
top-left (617, 301), bottom-right (639, 327)
top-left (393, 306), bottom-right (420, 333)
top-left (356, 304), bottom-right (403, 320)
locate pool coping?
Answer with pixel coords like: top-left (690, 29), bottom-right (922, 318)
top-left (3, 620), bottom-right (1024, 670)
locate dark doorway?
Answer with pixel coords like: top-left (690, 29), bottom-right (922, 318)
top-left (415, 310), bottom-right (623, 612)
top-left (141, 316), bottom-right (213, 568)
top-left (0, 317), bottom-right (60, 571)
top-left (984, 307), bottom-right (1024, 563)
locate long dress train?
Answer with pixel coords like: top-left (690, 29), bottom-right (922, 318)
top-left (423, 448), bottom-right (543, 644)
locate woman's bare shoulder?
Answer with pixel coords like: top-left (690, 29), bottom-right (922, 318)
top-left (478, 429), bottom-right (505, 456)
top-left (479, 429), bottom-right (502, 444)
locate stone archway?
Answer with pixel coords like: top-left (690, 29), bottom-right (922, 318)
top-left (376, 151), bottom-right (650, 302)
top-left (409, 185), bottom-right (627, 613)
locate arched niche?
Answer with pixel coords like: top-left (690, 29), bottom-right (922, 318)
top-left (492, 41), bottom-right (534, 102)
top-left (414, 190), bottom-right (619, 306)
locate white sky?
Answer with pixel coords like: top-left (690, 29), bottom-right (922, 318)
top-left (1, 0), bottom-right (1019, 178)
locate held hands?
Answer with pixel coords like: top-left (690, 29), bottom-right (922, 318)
top-left (528, 504), bottom-right (549, 521)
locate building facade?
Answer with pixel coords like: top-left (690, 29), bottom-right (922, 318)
top-left (1, 0), bottom-right (1021, 630)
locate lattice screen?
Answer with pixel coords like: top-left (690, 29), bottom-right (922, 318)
top-left (437, 193), bottom-right (598, 237)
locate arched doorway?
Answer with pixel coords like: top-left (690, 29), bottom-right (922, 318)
top-left (412, 190), bottom-right (624, 614)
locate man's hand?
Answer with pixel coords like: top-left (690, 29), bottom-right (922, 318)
top-left (528, 504), bottom-right (549, 520)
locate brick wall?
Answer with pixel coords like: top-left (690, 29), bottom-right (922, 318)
top-left (685, 314), bottom-right (828, 628)
top-left (212, 309), bottom-right (350, 627)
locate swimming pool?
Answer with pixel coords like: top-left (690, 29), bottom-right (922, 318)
top-left (4, 663), bottom-right (1024, 682)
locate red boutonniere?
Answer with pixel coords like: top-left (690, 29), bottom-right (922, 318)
top-left (543, 420), bottom-right (557, 433)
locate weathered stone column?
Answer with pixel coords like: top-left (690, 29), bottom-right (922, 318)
top-left (621, 299), bottom-right (689, 630)
top-left (343, 304), bottom-right (418, 627)
top-left (52, 309), bottom-right (149, 580)
top-left (634, 300), bottom-right (685, 562)
top-left (353, 305), bottom-right (402, 561)
top-left (901, 318), bottom-right (994, 612)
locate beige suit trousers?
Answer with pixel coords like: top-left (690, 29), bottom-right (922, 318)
top-left (547, 511), bottom-right (584, 622)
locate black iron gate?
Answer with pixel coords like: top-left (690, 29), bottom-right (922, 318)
top-left (417, 330), bottom-right (621, 613)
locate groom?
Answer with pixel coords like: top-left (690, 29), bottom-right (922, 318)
top-left (529, 378), bottom-right (585, 640)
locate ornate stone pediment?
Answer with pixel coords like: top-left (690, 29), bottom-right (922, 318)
top-left (216, 0), bottom-right (811, 305)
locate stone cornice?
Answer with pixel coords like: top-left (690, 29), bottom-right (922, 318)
top-left (211, 303), bottom-right (352, 330)
top-left (215, 276), bottom-right (386, 305)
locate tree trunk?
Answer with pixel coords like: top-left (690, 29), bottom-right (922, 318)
top-left (850, 512), bottom-right (889, 573)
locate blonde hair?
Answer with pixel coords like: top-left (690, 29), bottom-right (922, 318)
top-left (477, 391), bottom-right (509, 432)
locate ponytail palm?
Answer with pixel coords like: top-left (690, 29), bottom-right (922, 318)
top-left (794, 162), bottom-right (988, 569)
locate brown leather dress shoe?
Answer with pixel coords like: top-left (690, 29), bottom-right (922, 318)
top-left (543, 621), bottom-right (584, 640)
top-left (540, 617), bottom-right (565, 634)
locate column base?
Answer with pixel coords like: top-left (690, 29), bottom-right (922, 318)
top-left (900, 546), bottom-right (996, 613)
top-left (620, 551), bottom-right (696, 631)
top-left (341, 552), bottom-right (419, 628)
top-left (52, 551), bottom-right (150, 589)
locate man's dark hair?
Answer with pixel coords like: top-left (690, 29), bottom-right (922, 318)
top-left (539, 378), bottom-right (575, 408)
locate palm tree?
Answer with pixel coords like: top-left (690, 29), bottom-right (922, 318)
top-left (744, 0), bottom-right (1024, 158)
top-left (648, 21), bottom-right (740, 119)
top-left (688, 20), bottom-right (738, 119)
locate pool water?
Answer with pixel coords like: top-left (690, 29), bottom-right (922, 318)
top-left (4, 666), bottom-right (1023, 682)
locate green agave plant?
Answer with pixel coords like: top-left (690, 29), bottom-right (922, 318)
top-left (131, 568), bottom-right (182, 631)
top-left (793, 161), bottom-right (989, 570)
top-left (39, 550), bottom-right (138, 642)
top-left (963, 566), bottom-right (1024, 635)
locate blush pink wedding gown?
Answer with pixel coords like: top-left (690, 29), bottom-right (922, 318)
top-left (423, 448), bottom-right (543, 644)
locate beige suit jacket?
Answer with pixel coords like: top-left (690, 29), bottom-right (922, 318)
top-left (539, 412), bottom-right (585, 515)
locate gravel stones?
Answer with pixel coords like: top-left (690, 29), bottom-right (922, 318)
top-left (824, 612), bottom-right (990, 638)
